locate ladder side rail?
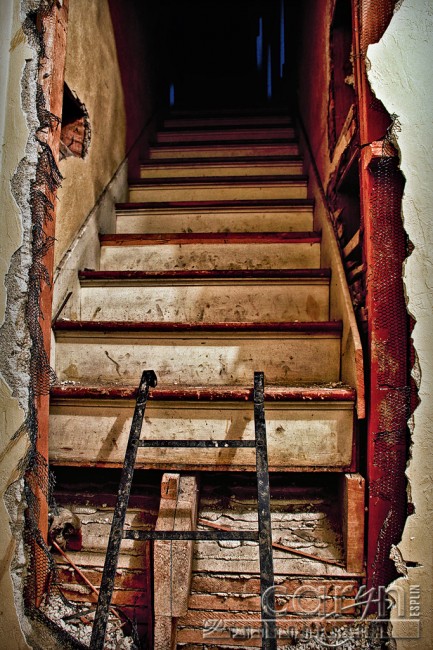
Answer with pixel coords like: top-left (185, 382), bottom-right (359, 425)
top-left (254, 371), bottom-right (278, 650)
top-left (90, 370), bottom-right (157, 650)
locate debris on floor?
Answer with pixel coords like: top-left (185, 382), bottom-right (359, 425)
top-left (39, 593), bottom-right (138, 649)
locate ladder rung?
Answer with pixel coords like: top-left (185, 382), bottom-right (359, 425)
top-left (123, 530), bottom-right (259, 541)
top-left (138, 439), bottom-right (256, 448)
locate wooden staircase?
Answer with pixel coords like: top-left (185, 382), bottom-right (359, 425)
top-left (50, 108), bottom-right (365, 647)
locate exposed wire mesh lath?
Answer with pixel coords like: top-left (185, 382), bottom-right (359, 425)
top-left (368, 139), bottom-right (409, 589)
top-left (359, 0), bottom-right (397, 114)
top-left (22, 0), bottom-right (63, 613)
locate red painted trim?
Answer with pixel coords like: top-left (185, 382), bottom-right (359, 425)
top-left (130, 174), bottom-right (307, 186)
top-left (54, 319), bottom-right (343, 333)
top-left (99, 232), bottom-right (321, 246)
top-left (78, 268), bottom-right (331, 281)
top-left (115, 198), bottom-right (314, 210)
top-left (51, 384), bottom-right (355, 402)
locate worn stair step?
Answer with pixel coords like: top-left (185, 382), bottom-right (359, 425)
top-left (167, 106), bottom-right (290, 119)
top-left (163, 115), bottom-right (292, 128)
top-left (155, 126), bottom-right (295, 143)
top-left (49, 384), bottom-right (355, 470)
top-left (77, 269), bottom-right (330, 323)
top-left (115, 199), bottom-right (314, 234)
top-left (99, 232), bottom-right (321, 271)
top-left (139, 156), bottom-right (303, 179)
top-left (128, 175), bottom-right (308, 202)
top-left (53, 320), bottom-right (342, 386)
top-left (149, 141), bottom-right (299, 159)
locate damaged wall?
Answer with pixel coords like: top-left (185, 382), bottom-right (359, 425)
top-left (54, 0), bottom-right (126, 270)
top-left (0, 1), bottom-right (39, 648)
top-left (52, 0), bottom-right (161, 319)
top-left (367, 1), bottom-right (433, 646)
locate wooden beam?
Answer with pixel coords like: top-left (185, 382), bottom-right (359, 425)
top-left (154, 474), bottom-right (198, 650)
top-left (340, 473), bottom-right (365, 573)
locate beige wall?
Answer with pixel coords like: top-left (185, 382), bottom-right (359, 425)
top-left (368, 1), bottom-right (433, 647)
top-left (55, 0), bottom-right (127, 268)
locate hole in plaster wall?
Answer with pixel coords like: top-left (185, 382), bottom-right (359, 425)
top-left (60, 83), bottom-right (91, 160)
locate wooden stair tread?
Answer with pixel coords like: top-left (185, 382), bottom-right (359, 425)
top-left (115, 198), bottom-right (314, 210)
top-left (158, 123), bottom-right (293, 134)
top-left (140, 155), bottom-right (302, 167)
top-left (100, 232), bottom-right (320, 246)
top-left (78, 268), bottom-right (331, 282)
top-left (151, 137), bottom-right (297, 147)
top-left (54, 319), bottom-right (342, 333)
top-left (51, 383), bottom-right (355, 402)
top-left (130, 174), bottom-right (307, 186)
top-left (167, 107), bottom-right (290, 118)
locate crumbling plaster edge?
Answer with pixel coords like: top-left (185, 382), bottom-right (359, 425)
top-left (0, 2), bottom-right (49, 648)
top-left (367, 0), bottom-right (433, 647)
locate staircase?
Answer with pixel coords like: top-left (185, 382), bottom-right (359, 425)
top-left (50, 108), bottom-right (365, 647)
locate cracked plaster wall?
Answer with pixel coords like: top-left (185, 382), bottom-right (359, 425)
top-left (54, 0), bottom-right (127, 271)
top-left (0, 1), bottom-right (40, 648)
top-left (367, 1), bottom-right (433, 647)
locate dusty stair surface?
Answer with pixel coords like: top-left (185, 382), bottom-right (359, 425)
top-left (50, 108), bottom-right (365, 647)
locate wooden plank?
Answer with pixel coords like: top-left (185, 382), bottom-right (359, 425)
top-left (348, 263), bottom-right (364, 282)
top-left (155, 126), bottom-right (295, 142)
top-left (177, 616), bottom-right (360, 645)
top-left (56, 568), bottom-right (146, 591)
top-left (54, 319), bottom-right (341, 333)
top-left (51, 383), bottom-right (355, 402)
top-left (131, 174), bottom-right (307, 186)
top-left (99, 231), bottom-right (321, 246)
top-left (341, 474), bottom-right (365, 573)
top-left (59, 588), bottom-right (149, 607)
top-left (154, 474), bottom-right (198, 618)
top-left (55, 551), bottom-right (149, 571)
top-left (78, 269), bottom-right (331, 282)
top-left (154, 474), bottom-right (198, 648)
top-left (185, 593), bottom-right (355, 615)
top-left (115, 198), bottom-right (314, 210)
top-left (49, 399), bottom-right (354, 470)
top-left (190, 574), bottom-right (360, 597)
top-left (152, 137), bottom-right (296, 147)
top-left (78, 281), bottom-right (330, 324)
top-left (342, 230), bottom-right (360, 259)
top-left (148, 142), bottom-right (299, 160)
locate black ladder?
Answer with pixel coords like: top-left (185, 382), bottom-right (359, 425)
top-left (90, 370), bottom-right (277, 650)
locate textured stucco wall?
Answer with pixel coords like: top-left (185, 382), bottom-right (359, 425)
top-left (0, 1), bottom-right (38, 647)
top-left (54, 0), bottom-right (126, 268)
top-left (368, 1), bottom-right (433, 647)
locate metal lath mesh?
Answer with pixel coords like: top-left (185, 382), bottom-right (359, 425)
top-left (358, 0), bottom-right (411, 571)
top-left (366, 127), bottom-right (411, 588)
top-left (21, 0), bottom-right (64, 619)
